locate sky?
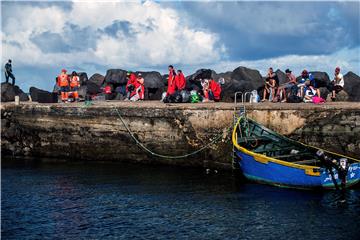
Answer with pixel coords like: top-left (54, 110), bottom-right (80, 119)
top-left (1, 0), bottom-right (359, 91)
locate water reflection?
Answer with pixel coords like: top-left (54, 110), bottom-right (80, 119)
top-left (2, 160), bottom-right (360, 240)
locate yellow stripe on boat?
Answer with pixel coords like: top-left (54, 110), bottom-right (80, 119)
top-left (232, 117), bottom-right (322, 176)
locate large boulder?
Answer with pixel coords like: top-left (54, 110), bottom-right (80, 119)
top-left (78, 81), bottom-right (103, 97)
top-left (221, 66), bottom-right (264, 102)
top-left (87, 73), bottom-right (105, 87)
top-left (343, 71), bottom-right (360, 101)
top-left (78, 72), bottom-right (88, 85)
top-left (104, 69), bottom-right (128, 85)
top-left (29, 87), bottom-right (57, 103)
top-left (275, 69), bottom-right (287, 85)
top-left (136, 71), bottom-right (165, 100)
top-left (1, 83), bottom-right (29, 102)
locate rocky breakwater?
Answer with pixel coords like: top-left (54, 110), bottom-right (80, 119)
top-left (1, 102), bottom-right (360, 169)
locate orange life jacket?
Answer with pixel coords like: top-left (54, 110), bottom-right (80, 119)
top-left (58, 74), bottom-right (69, 87)
top-left (70, 76), bottom-right (80, 88)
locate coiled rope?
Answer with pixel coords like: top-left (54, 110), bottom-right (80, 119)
top-left (114, 108), bottom-right (232, 159)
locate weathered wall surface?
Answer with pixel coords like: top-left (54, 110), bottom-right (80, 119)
top-left (1, 102), bottom-right (359, 169)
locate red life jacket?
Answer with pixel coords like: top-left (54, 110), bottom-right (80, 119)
top-left (58, 74), bottom-right (69, 87)
top-left (70, 76), bottom-right (80, 88)
top-left (209, 80), bottom-right (221, 100)
top-left (167, 70), bottom-right (176, 95)
top-left (175, 72), bottom-right (186, 91)
top-left (126, 73), bottom-right (137, 92)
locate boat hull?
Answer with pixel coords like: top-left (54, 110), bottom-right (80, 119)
top-left (235, 150), bottom-right (360, 190)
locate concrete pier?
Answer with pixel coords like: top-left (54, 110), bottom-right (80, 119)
top-left (1, 101), bottom-right (359, 169)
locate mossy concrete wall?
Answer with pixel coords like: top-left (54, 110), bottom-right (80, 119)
top-left (1, 102), bottom-right (359, 169)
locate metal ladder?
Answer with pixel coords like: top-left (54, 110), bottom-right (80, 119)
top-left (232, 91), bottom-right (253, 168)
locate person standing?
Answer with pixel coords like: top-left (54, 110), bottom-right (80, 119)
top-left (163, 65), bottom-right (177, 102)
top-left (175, 70), bottom-right (186, 91)
top-left (4, 59), bottom-right (15, 85)
top-left (57, 69), bottom-right (70, 102)
top-left (69, 71), bottom-right (80, 101)
top-left (330, 67), bottom-right (344, 101)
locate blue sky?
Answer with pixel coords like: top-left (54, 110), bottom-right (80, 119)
top-left (1, 1), bottom-right (359, 91)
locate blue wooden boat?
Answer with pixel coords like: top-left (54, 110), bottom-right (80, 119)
top-left (232, 116), bottom-right (360, 190)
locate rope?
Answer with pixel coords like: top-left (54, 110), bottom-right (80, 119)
top-left (114, 108), bottom-right (232, 159)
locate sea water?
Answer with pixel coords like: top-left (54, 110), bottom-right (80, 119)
top-left (2, 160), bottom-right (360, 240)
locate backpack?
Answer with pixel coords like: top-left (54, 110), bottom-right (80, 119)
top-left (287, 95), bottom-right (303, 103)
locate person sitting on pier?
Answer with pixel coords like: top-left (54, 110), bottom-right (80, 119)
top-left (128, 73), bottom-right (145, 101)
top-left (329, 67), bottom-right (344, 101)
top-left (57, 69), bottom-right (70, 102)
top-left (297, 69), bottom-right (310, 98)
top-left (275, 69), bottom-right (297, 102)
top-left (126, 71), bottom-right (137, 99)
top-left (303, 80), bottom-right (320, 103)
top-left (69, 71), bottom-right (80, 102)
top-left (201, 78), bottom-right (222, 102)
top-left (261, 67), bottom-right (277, 102)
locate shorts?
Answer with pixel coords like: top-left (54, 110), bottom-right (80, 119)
top-left (60, 86), bottom-right (69, 92)
top-left (70, 86), bottom-right (79, 91)
top-left (331, 85), bottom-right (343, 93)
top-left (284, 83), bottom-right (295, 89)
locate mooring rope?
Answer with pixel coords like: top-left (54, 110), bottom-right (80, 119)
top-left (114, 108), bottom-right (232, 159)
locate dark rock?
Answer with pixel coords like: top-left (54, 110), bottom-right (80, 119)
top-left (275, 69), bottom-right (287, 85)
top-left (78, 81), bottom-right (102, 97)
top-left (78, 72), bottom-right (88, 85)
top-left (222, 66), bottom-right (264, 102)
top-left (104, 69), bottom-right (128, 85)
top-left (136, 71), bottom-right (165, 100)
top-left (19, 93), bottom-right (29, 101)
top-left (1, 83), bottom-right (28, 102)
top-left (343, 71), bottom-right (360, 101)
top-left (318, 87), bottom-right (330, 100)
top-left (29, 87), bottom-right (58, 103)
top-left (88, 73), bottom-right (105, 87)
top-left (186, 69), bottom-right (217, 92)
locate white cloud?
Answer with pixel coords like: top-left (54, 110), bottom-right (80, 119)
top-left (2, 0), bottom-right (224, 69)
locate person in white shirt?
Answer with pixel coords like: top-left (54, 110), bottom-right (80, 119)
top-left (330, 67), bottom-right (344, 101)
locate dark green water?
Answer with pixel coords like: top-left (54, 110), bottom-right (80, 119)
top-left (2, 160), bottom-right (360, 240)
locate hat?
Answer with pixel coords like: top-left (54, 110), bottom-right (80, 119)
top-left (61, 69), bottom-right (67, 73)
top-left (335, 67), bottom-right (340, 72)
top-left (285, 69), bottom-right (292, 73)
top-left (137, 73), bottom-right (142, 77)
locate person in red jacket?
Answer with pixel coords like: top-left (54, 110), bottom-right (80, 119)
top-left (175, 70), bottom-right (186, 91)
top-left (129, 73), bottom-right (145, 101)
top-left (202, 79), bottom-right (222, 102)
top-left (69, 71), bottom-right (80, 101)
top-left (166, 65), bottom-right (177, 96)
top-left (126, 71), bottom-right (137, 99)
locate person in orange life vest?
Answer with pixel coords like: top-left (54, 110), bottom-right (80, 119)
top-left (126, 71), bottom-right (137, 98)
top-left (175, 70), bottom-right (186, 91)
top-left (166, 65), bottom-right (177, 96)
top-left (202, 79), bottom-right (222, 102)
top-left (69, 71), bottom-right (80, 101)
top-left (57, 69), bottom-right (69, 102)
top-left (129, 73), bottom-right (145, 101)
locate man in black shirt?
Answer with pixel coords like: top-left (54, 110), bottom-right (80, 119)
top-left (4, 59), bottom-right (15, 85)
